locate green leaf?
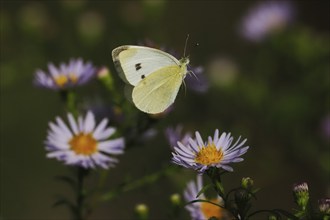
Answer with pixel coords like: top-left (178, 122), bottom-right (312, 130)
top-left (252, 188), bottom-right (260, 194)
top-left (196, 183), bottom-right (212, 198)
top-left (215, 180), bottom-right (225, 196)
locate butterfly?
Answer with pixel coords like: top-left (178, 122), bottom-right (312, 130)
top-left (112, 45), bottom-right (189, 114)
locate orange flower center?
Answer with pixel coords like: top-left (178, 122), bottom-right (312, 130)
top-left (69, 133), bottom-right (97, 155)
top-left (194, 143), bottom-right (223, 165)
top-left (201, 198), bottom-right (224, 219)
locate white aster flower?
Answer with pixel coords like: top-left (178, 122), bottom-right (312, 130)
top-left (172, 129), bottom-right (249, 172)
top-left (45, 111), bottom-right (125, 169)
top-left (184, 175), bottom-right (231, 220)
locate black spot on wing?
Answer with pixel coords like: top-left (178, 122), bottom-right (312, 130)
top-left (135, 63), bottom-right (142, 71)
top-left (141, 74), bottom-right (145, 79)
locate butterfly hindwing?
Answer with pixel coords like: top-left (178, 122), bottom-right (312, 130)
top-left (112, 46), bottom-right (180, 86)
top-left (132, 65), bottom-right (183, 114)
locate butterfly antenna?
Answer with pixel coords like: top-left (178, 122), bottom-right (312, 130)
top-left (183, 34), bottom-right (190, 57)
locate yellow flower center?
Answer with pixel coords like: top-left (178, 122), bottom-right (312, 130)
top-left (201, 198), bottom-right (224, 219)
top-left (54, 73), bottom-right (78, 87)
top-left (69, 133), bottom-right (97, 155)
top-left (68, 73), bottom-right (78, 83)
top-left (194, 143), bottom-right (223, 165)
top-left (54, 74), bottom-right (69, 87)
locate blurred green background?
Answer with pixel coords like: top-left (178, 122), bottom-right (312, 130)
top-left (1, 0), bottom-right (329, 219)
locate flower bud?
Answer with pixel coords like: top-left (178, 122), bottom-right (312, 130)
top-left (97, 66), bottom-right (114, 90)
top-left (135, 203), bottom-right (148, 220)
top-left (97, 66), bottom-right (110, 78)
top-left (318, 198), bottom-right (330, 214)
top-left (293, 182), bottom-right (309, 210)
top-left (241, 177), bottom-right (254, 190)
top-left (170, 193), bottom-right (181, 206)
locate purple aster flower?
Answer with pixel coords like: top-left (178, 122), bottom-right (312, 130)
top-left (172, 129), bottom-right (249, 172)
top-left (165, 125), bottom-right (192, 148)
top-left (34, 58), bottom-right (96, 90)
top-left (240, 1), bottom-right (295, 42)
top-left (45, 111), bottom-right (125, 169)
top-left (184, 175), bottom-right (231, 220)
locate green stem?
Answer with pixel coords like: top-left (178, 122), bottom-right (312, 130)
top-left (60, 89), bottom-right (78, 116)
top-left (206, 167), bottom-right (224, 198)
top-left (59, 89), bottom-right (87, 219)
top-left (75, 167), bottom-right (88, 220)
top-left (87, 170), bottom-right (110, 214)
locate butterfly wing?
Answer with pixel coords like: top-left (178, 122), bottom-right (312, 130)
top-left (132, 65), bottom-right (183, 114)
top-left (112, 46), bottom-right (180, 86)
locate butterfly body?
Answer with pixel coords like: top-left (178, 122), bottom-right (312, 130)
top-left (112, 45), bottom-right (189, 114)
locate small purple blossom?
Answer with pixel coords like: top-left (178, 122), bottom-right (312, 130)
top-left (240, 1), bottom-right (295, 42)
top-left (34, 58), bottom-right (96, 90)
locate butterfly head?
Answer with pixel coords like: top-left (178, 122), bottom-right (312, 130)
top-left (179, 57), bottom-right (190, 67)
top-left (179, 57), bottom-right (190, 78)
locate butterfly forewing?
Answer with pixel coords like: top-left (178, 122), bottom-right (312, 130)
top-left (132, 66), bottom-right (183, 114)
top-left (112, 46), bottom-right (180, 86)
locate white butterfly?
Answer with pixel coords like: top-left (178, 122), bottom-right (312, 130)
top-left (112, 45), bottom-right (189, 114)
